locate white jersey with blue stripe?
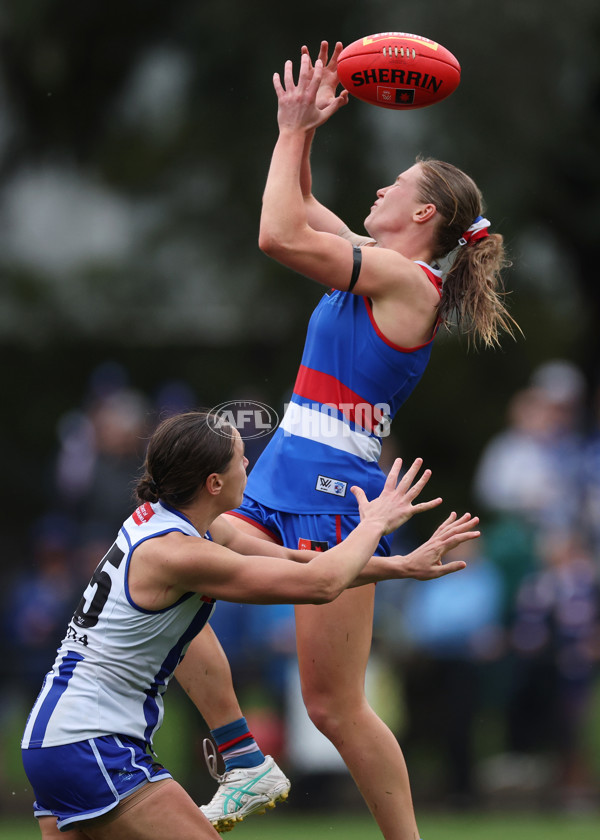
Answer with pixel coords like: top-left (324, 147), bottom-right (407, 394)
top-left (22, 501), bottom-right (215, 750)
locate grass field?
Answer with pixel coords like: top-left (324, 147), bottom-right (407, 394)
top-left (2, 811), bottom-right (600, 839)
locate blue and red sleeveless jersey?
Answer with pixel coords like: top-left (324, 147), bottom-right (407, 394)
top-left (246, 263), bottom-right (442, 513)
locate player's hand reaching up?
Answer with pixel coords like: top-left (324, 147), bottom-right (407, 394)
top-left (300, 41), bottom-right (347, 111)
top-left (351, 457), bottom-right (442, 535)
top-left (273, 53), bottom-right (348, 133)
top-left (395, 512), bottom-right (481, 580)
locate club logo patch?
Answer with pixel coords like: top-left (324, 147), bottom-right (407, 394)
top-left (316, 475), bottom-right (347, 497)
top-left (298, 539), bottom-right (329, 552)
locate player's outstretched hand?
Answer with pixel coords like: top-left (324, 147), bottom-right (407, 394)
top-left (300, 41), bottom-right (348, 111)
top-left (351, 457), bottom-right (442, 536)
top-left (396, 512), bottom-right (481, 580)
top-left (273, 53), bottom-right (347, 132)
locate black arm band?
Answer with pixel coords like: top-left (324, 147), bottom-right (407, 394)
top-left (348, 245), bottom-right (362, 293)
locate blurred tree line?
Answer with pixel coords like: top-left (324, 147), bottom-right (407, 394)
top-left (0, 0), bottom-right (599, 543)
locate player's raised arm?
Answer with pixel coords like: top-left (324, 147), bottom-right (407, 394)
top-left (259, 51), bottom-right (361, 291)
top-left (131, 458), bottom-right (443, 607)
top-left (297, 42), bottom-right (358, 236)
top-left (258, 50), bottom-right (439, 308)
top-left (210, 461), bottom-right (479, 587)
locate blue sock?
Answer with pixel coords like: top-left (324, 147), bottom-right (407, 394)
top-left (210, 717), bottom-right (265, 771)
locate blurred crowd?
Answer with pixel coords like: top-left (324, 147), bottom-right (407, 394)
top-left (3, 359), bottom-right (600, 814)
top-left (378, 359), bottom-right (600, 811)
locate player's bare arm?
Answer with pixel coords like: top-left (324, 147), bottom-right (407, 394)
top-left (260, 53), bottom-right (442, 348)
top-left (211, 460), bottom-right (479, 584)
top-left (129, 459), bottom-right (455, 608)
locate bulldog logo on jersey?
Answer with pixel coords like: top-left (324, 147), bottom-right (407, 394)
top-left (316, 475), bottom-right (348, 496)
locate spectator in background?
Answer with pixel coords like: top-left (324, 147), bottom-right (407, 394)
top-left (399, 539), bottom-right (505, 806)
top-left (473, 359), bottom-right (586, 532)
top-left (153, 379), bottom-right (198, 419)
top-left (508, 529), bottom-right (600, 808)
top-left (471, 359), bottom-right (600, 809)
top-left (582, 380), bottom-right (600, 559)
top-left (472, 360), bottom-right (587, 622)
top-left (78, 389), bottom-right (151, 533)
top-left (4, 515), bottom-right (80, 698)
top-left (53, 363), bottom-right (127, 498)
top-left (51, 364), bottom-right (153, 575)
top-left (6, 366), bottom-right (161, 710)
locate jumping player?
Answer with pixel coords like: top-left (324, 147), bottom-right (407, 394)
top-left (193, 43), bottom-right (519, 840)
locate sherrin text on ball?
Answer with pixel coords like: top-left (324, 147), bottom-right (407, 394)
top-left (338, 32), bottom-right (460, 110)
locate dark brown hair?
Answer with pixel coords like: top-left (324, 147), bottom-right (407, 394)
top-left (416, 157), bottom-right (520, 348)
top-left (136, 410), bottom-right (236, 508)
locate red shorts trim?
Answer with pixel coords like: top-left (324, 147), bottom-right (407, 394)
top-left (335, 514), bottom-right (342, 545)
top-left (226, 511), bottom-right (283, 544)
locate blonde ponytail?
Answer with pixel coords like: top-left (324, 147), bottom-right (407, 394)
top-left (416, 157), bottom-right (520, 347)
top-left (441, 233), bottom-right (519, 348)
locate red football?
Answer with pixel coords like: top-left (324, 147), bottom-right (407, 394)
top-left (337, 32), bottom-right (460, 110)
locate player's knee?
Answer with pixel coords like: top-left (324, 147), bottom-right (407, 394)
top-left (302, 685), bottom-right (372, 740)
top-left (301, 687), bottom-right (348, 739)
top-left (304, 700), bottom-right (341, 739)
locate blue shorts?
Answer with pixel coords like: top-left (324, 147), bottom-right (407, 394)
top-left (229, 495), bottom-right (392, 557)
top-left (22, 735), bottom-right (172, 832)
